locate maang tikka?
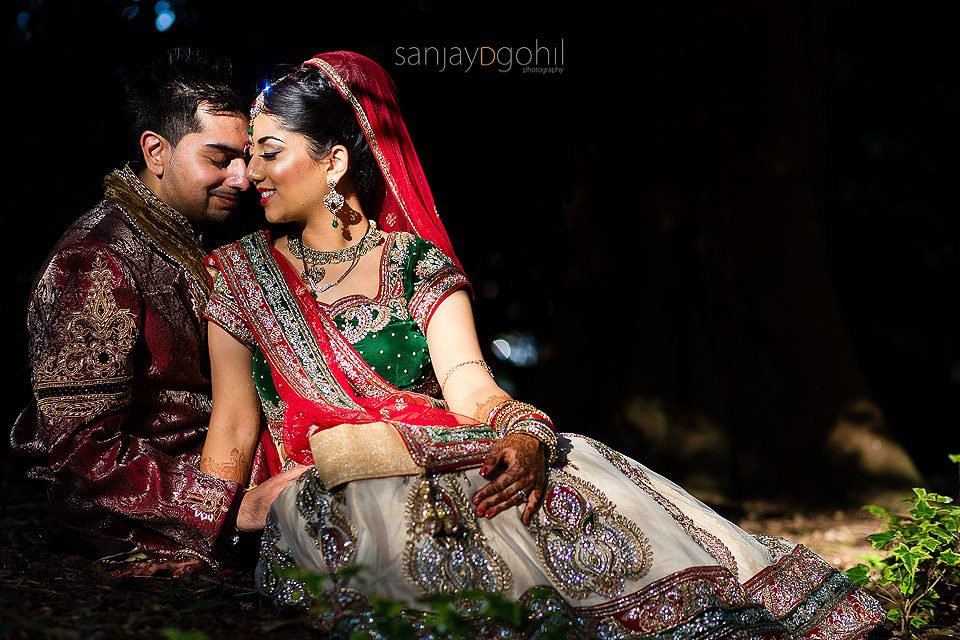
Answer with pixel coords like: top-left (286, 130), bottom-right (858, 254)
top-left (323, 178), bottom-right (345, 228)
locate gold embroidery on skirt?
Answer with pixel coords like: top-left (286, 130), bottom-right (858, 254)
top-left (295, 469), bottom-right (358, 576)
top-left (402, 474), bottom-right (511, 595)
top-left (531, 468), bottom-right (653, 599)
top-left (583, 437), bottom-right (740, 576)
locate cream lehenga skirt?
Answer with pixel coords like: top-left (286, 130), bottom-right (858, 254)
top-left (256, 434), bottom-right (883, 639)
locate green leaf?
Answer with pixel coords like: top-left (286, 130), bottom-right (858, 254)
top-left (893, 543), bottom-right (920, 572)
top-left (917, 536), bottom-right (940, 552)
top-left (867, 531), bottom-right (898, 549)
top-left (940, 549), bottom-right (960, 565)
top-left (865, 504), bottom-right (893, 519)
top-left (886, 608), bottom-right (902, 621)
top-left (845, 564), bottom-right (871, 585)
top-left (911, 498), bottom-right (936, 519)
top-left (948, 453), bottom-right (960, 463)
top-left (909, 614), bottom-right (928, 629)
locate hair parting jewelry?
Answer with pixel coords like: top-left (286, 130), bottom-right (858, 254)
top-left (440, 359), bottom-right (494, 393)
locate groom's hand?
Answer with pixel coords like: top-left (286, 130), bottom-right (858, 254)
top-left (237, 464), bottom-right (310, 532)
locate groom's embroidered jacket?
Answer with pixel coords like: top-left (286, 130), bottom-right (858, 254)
top-left (11, 167), bottom-right (270, 567)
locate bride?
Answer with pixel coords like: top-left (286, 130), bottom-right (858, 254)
top-left (199, 51), bottom-right (883, 639)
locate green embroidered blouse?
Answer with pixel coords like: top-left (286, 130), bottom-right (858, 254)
top-left (227, 232), bottom-right (470, 429)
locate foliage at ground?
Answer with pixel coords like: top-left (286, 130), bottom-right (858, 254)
top-left (3, 490), bottom-right (959, 639)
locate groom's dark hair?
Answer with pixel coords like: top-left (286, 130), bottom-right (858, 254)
top-left (125, 47), bottom-right (246, 147)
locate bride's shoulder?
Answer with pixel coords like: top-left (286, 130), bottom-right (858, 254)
top-left (388, 230), bottom-right (437, 252)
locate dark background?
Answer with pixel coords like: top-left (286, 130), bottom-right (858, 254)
top-left (3, 0), bottom-right (959, 507)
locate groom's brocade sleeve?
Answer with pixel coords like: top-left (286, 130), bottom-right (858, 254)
top-left (17, 242), bottom-right (242, 566)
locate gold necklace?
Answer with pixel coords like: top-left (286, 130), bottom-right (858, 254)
top-left (288, 220), bottom-right (382, 298)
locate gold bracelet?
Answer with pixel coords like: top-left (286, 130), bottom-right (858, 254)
top-left (487, 399), bottom-right (559, 465)
top-left (504, 420), bottom-right (559, 465)
top-left (440, 359), bottom-right (494, 392)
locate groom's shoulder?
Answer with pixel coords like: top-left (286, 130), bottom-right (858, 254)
top-left (41, 199), bottom-right (145, 271)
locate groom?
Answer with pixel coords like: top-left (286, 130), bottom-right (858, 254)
top-left (12, 48), bottom-right (302, 576)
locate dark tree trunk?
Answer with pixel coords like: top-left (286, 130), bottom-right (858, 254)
top-left (536, 2), bottom-right (920, 505)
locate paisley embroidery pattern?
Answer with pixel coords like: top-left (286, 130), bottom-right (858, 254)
top-left (35, 255), bottom-right (138, 420)
top-left (295, 468), bottom-right (358, 575)
top-left (182, 486), bottom-right (230, 523)
top-left (402, 474), bottom-right (511, 595)
top-left (582, 436), bottom-right (740, 577)
top-left (531, 468), bottom-right (653, 599)
top-left (337, 297), bottom-right (407, 344)
top-left (257, 518), bottom-right (314, 608)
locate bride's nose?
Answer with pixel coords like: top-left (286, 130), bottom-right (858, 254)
top-left (246, 156), bottom-right (264, 183)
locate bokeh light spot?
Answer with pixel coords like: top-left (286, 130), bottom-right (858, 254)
top-left (155, 9), bottom-right (175, 31)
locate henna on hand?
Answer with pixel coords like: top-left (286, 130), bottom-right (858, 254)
top-left (471, 432), bottom-right (547, 525)
top-left (199, 447), bottom-right (248, 483)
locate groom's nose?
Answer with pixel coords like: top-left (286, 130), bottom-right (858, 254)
top-left (225, 158), bottom-right (250, 190)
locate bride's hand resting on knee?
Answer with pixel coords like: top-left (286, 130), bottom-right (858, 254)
top-left (237, 464), bottom-right (310, 532)
top-left (471, 432), bottom-right (547, 526)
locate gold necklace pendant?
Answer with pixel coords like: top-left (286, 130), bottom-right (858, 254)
top-left (302, 265), bottom-right (326, 290)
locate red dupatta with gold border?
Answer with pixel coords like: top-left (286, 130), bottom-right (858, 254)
top-left (205, 231), bottom-right (494, 486)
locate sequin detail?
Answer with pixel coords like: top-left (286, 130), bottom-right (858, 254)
top-left (209, 233), bottom-right (359, 409)
top-left (295, 468), bottom-right (358, 575)
top-left (744, 545), bottom-right (885, 635)
top-left (582, 436), bottom-right (739, 577)
top-left (410, 265), bottom-right (469, 333)
top-left (259, 546), bottom-right (882, 638)
top-left (391, 421), bottom-right (495, 470)
top-left (402, 474), bottom-right (511, 595)
top-left (531, 468), bottom-right (653, 599)
top-left (205, 272), bottom-right (256, 348)
top-left (256, 518), bottom-right (314, 609)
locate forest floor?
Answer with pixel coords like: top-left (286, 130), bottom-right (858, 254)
top-left (1, 482), bottom-right (958, 639)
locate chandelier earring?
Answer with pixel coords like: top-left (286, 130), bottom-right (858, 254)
top-left (322, 178), bottom-right (346, 229)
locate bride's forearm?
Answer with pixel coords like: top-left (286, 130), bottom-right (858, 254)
top-left (470, 389), bottom-right (513, 424)
top-left (199, 446), bottom-right (250, 484)
top-left (200, 417), bottom-right (258, 484)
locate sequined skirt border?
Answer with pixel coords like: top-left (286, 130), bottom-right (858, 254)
top-left (255, 434), bottom-right (884, 639)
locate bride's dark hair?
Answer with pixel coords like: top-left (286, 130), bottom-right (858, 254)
top-left (262, 66), bottom-right (384, 215)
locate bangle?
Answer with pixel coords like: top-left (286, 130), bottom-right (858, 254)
top-left (504, 419), bottom-right (558, 465)
top-left (487, 400), bottom-right (554, 437)
top-left (440, 359), bottom-right (494, 393)
top-left (487, 400), bottom-right (558, 465)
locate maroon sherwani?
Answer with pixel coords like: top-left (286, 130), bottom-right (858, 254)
top-left (12, 166), bottom-right (268, 569)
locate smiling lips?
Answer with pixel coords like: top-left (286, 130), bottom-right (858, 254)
top-left (258, 188), bottom-right (276, 205)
